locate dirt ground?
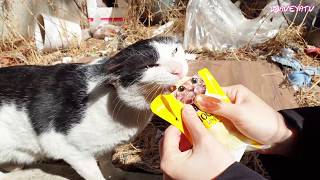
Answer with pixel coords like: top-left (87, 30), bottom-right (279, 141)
top-left (1, 154), bottom-right (161, 180)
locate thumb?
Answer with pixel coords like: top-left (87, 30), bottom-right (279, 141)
top-left (182, 105), bottom-right (208, 144)
top-left (195, 94), bottom-right (241, 122)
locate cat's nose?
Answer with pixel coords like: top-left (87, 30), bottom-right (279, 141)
top-left (170, 69), bottom-right (184, 78)
top-left (168, 61), bottom-right (188, 78)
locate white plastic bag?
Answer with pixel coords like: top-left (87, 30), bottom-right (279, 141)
top-left (35, 14), bottom-right (82, 52)
top-left (184, 0), bottom-right (290, 51)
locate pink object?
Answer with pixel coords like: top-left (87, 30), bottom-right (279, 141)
top-left (88, 17), bottom-right (125, 23)
top-left (87, 0), bottom-right (128, 29)
top-left (305, 47), bottom-right (320, 56)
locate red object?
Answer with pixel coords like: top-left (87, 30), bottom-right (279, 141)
top-left (305, 47), bottom-right (320, 56)
top-left (88, 17), bottom-right (125, 22)
top-left (179, 133), bottom-right (192, 152)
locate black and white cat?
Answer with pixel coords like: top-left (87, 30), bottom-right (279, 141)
top-left (0, 36), bottom-right (189, 180)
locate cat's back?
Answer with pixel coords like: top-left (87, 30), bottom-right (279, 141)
top-left (0, 64), bottom-right (86, 101)
top-left (0, 63), bottom-right (89, 135)
top-left (0, 63), bottom-right (84, 88)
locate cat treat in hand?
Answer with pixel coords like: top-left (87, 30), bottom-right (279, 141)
top-left (151, 68), bottom-right (269, 161)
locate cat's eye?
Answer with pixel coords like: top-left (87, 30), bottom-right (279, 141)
top-left (145, 64), bottom-right (159, 69)
top-left (178, 86), bottom-right (185, 92)
top-left (172, 47), bottom-right (178, 56)
top-left (191, 77), bottom-right (198, 84)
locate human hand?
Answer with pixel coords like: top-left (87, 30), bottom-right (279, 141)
top-left (160, 105), bottom-right (235, 180)
top-left (194, 85), bottom-right (294, 154)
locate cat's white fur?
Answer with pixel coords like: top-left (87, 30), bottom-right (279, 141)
top-left (0, 41), bottom-right (188, 180)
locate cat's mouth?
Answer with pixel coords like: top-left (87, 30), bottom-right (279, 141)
top-left (163, 76), bottom-right (192, 93)
top-left (141, 76), bottom-right (193, 102)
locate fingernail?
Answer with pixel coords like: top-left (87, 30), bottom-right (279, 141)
top-left (195, 94), bottom-right (220, 112)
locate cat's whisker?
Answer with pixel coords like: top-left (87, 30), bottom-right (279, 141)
top-left (137, 84), bottom-right (160, 128)
top-left (114, 103), bottom-right (123, 121)
top-left (111, 96), bottom-right (122, 119)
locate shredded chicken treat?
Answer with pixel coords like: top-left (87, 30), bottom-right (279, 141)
top-left (172, 75), bottom-right (206, 104)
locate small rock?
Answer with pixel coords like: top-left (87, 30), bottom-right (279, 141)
top-left (81, 28), bottom-right (92, 41)
top-left (62, 57), bottom-right (73, 63)
top-left (52, 57), bottom-right (73, 65)
top-left (91, 23), bottom-right (121, 39)
top-left (185, 53), bottom-right (197, 61)
top-left (306, 30), bottom-right (320, 47)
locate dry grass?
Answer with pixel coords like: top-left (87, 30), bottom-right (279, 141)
top-left (0, 37), bottom-right (111, 67)
top-left (112, 123), bottom-right (162, 174)
top-left (241, 152), bottom-right (271, 179)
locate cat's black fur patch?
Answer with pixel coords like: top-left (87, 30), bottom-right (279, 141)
top-left (0, 64), bottom-right (88, 135)
top-left (104, 38), bottom-right (158, 87)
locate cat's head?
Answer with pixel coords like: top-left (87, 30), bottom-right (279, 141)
top-left (106, 36), bottom-right (189, 109)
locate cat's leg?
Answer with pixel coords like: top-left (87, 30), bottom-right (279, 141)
top-left (63, 155), bottom-right (105, 180)
top-left (0, 171), bottom-right (5, 179)
top-left (0, 150), bottom-right (36, 165)
top-left (40, 132), bottom-right (105, 180)
top-left (0, 164), bottom-right (24, 173)
top-left (0, 150), bottom-right (35, 179)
